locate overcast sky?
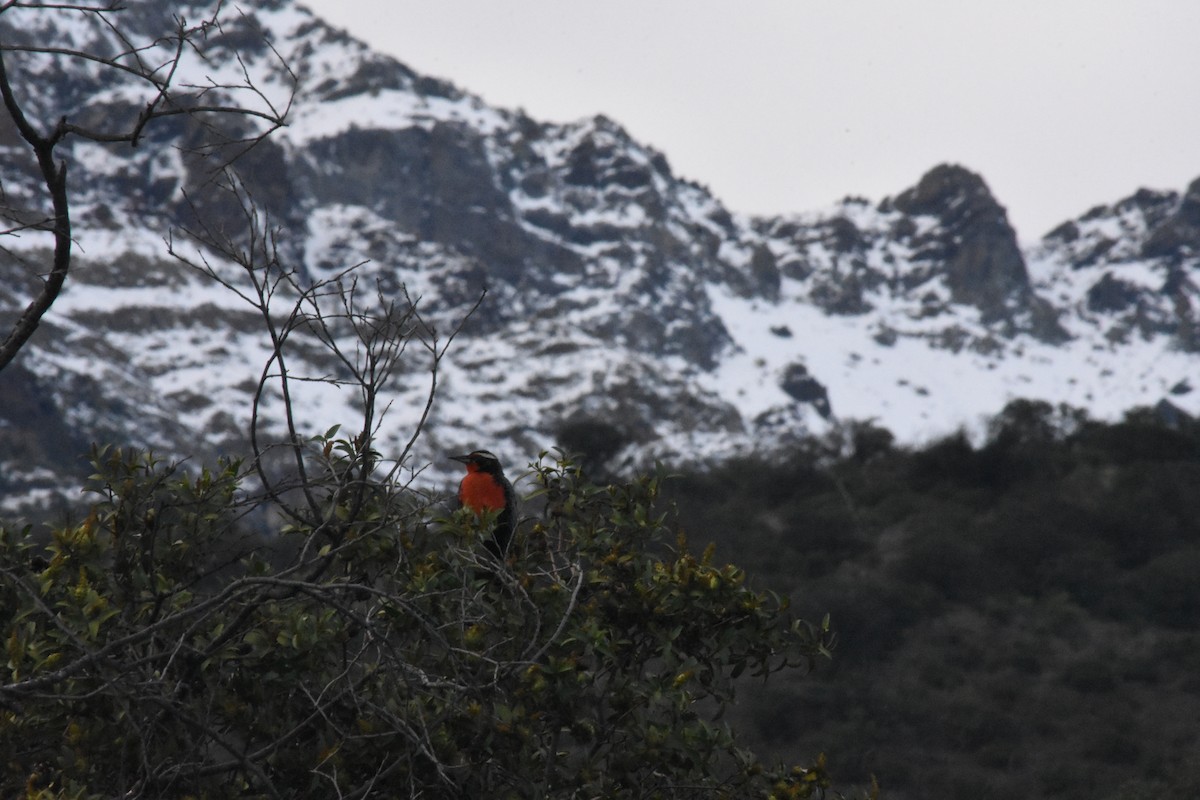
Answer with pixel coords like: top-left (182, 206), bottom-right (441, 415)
top-left (301, 1), bottom-right (1199, 242)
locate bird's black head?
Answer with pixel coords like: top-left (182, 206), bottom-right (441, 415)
top-left (449, 449), bottom-right (505, 475)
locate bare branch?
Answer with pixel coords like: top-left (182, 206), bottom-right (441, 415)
top-left (0, 0), bottom-right (292, 370)
top-left (0, 46), bottom-right (71, 370)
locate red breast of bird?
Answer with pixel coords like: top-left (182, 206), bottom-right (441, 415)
top-left (458, 465), bottom-right (507, 514)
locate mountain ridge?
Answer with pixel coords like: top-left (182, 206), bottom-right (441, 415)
top-left (1, 0), bottom-right (1197, 514)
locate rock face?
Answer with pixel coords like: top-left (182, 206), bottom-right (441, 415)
top-left (891, 165), bottom-right (1031, 320)
top-left (779, 363), bottom-right (832, 419)
top-left (1029, 179), bottom-right (1200, 352)
top-left (1143, 178), bottom-right (1200, 259)
top-left (0, 364), bottom-right (90, 509)
top-left (0, 0), bottom-right (1198, 514)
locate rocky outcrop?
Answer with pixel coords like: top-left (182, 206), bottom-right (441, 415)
top-left (1033, 176), bottom-right (1200, 351)
top-left (890, 164), bottom-right (1068, 340)
top-left (1143, 177), bottom-right (1200, 260)
top-left (891, 166), bottom-right (1029, 317)
top-left (0, 363), bottom-right (89, 498)
top-left (779, 363), bottom-right (832, 419)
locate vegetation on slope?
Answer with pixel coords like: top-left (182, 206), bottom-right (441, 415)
top-left (663, 400), bottom-right (1200, 800)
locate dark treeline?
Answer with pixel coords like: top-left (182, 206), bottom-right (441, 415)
top-left (660, 400), bottom-right (1200, 800)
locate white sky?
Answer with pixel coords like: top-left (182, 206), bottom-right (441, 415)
top-left (300, 0), bottom-right (1200, 241)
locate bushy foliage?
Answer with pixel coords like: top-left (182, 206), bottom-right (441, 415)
top-left (664, 401), bottom-right (1200, 800)
top-left (1, 444), bottom-right (841, 799)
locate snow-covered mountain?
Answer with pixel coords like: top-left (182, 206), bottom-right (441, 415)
top-left (2, 0), bottom-right (1197, 514)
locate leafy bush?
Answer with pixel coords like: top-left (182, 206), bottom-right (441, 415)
top-left (1, 446), bottom-right (842, 799)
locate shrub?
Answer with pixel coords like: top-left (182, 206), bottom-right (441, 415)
top-left (0, 446), bottom-right (842, 799)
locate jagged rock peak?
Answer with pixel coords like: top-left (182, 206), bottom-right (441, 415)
top-left (1028, 175), bottom-right (1200, 352)
top-left (555, 114), bottom-right (675, 189)
top-left (889, 164), bottom-right (1041, 329)
top-left (1143, 175), bottom-right (1200, 259)
top-left (891, 163), bottom-right (1007, 222)
top-left (1040, 176), bottom-right (1200, 265)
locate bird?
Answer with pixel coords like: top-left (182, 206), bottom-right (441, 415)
top-left (449, 449), bottom-right (515, 558)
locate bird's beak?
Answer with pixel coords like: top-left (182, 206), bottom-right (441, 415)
top-left (448, 454), bottom-right (471, 464)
